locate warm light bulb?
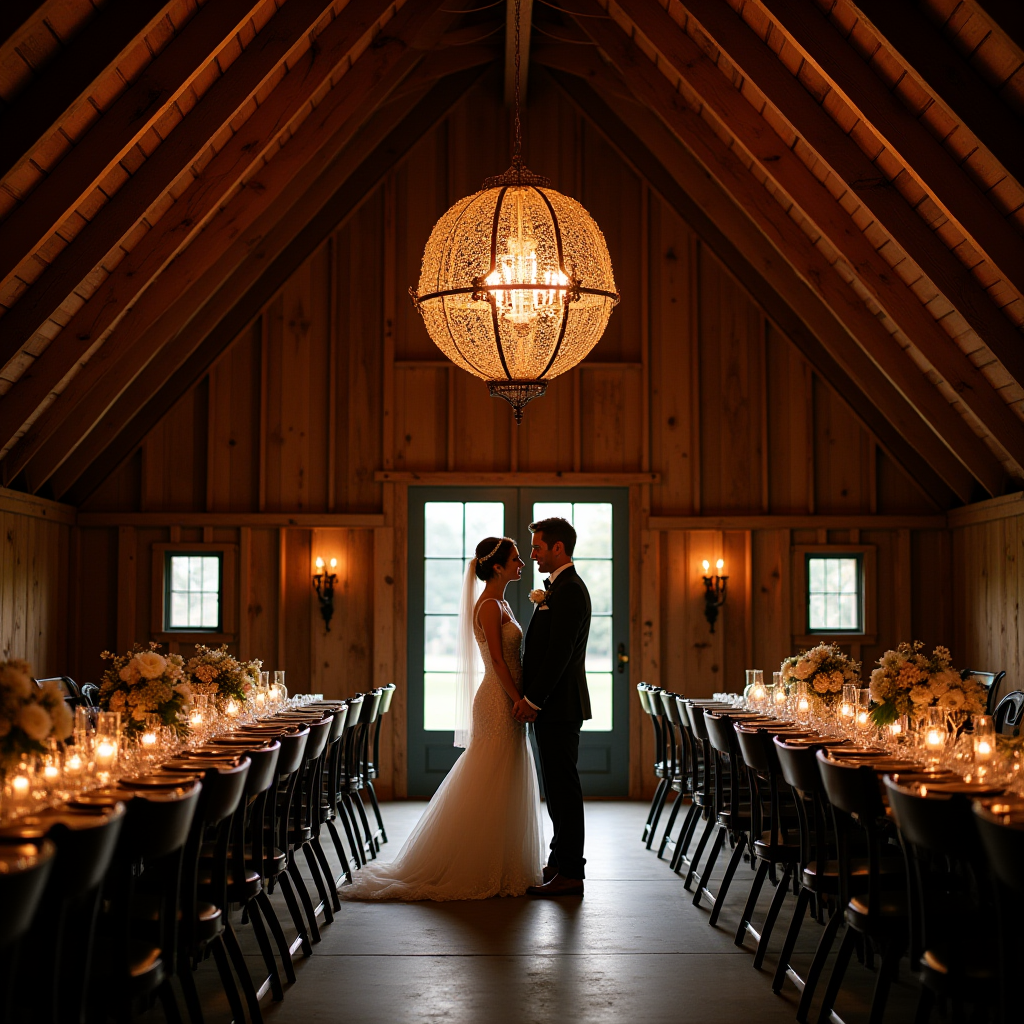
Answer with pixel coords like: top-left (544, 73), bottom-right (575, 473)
top-left (702, 560), bottom-right (710, 573)
top-left (330, 558), bottom-right (337, 569)
top-left (315, 557), bottom-right (324, 570)
top-left (716, 558), bottom-right (724, 571)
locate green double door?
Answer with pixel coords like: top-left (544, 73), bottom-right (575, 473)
top-left (407, 487), bottom-right (630, 798)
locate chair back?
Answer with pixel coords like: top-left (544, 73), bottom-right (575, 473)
top-left (704, 710), bottom-right (748, 823)
top-left (79, 682), bottom-right (100, 707)
top-left (994, 690), bottom-right (1024, 736)
top-left (961, 668), bottom-right (1006, 714)
top-left (34, 676), bottom-right (80, 698)
top-left (370, 686), bottom-right (395, 775)
top-left (0, 839), bottom-right (55, 949)
top-left (775, 738), bottom-right (832, 877)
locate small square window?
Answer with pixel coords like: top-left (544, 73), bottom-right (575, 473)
top-left (164, 552), bottom-right (222, 631)
top-left (806, 553), bottom-right (863, 633)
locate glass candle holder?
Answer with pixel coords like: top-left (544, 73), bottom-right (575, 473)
top-left (795, 681), bottom-right (810, 724)
top-left (747, 669), bottom-right (766, 708)
top-left (273, 671), bottom-right (287, 702)
top-left (972, 714), bottom-right (996, 775)
top-left (855, 688), bottom-right (872, 737)
top-left (922, 706), bottom-right (946, 764)
top-left (840, 683), bottom-right (858, 726)
top-left (772, 672), bottom-right (788, 715)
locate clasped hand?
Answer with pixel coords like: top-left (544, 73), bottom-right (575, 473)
top-left (512, 697), bottom-right (538, 723)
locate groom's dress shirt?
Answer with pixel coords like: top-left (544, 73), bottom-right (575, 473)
top-left (524, 561), bottom-right (574, 710)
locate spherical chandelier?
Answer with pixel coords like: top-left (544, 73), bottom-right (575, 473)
top-left (410, 0), bottom-right (619, 423)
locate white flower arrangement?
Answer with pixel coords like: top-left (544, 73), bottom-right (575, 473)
top-left (99, 643), bottom-right (191, 738)
top-left (528, 588), bottom-right (547, 606)
top-left (186, 644), bottom-right (257, 708)
top-left (0, 659), bottom-right (73, 766)
top-left (869, 641), bottom-right (985, 726)
top-left (780, 642), bottom-right (861, 700)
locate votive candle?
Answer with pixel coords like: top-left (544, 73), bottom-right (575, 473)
top-left (94, 739), bottom-right (117, 770)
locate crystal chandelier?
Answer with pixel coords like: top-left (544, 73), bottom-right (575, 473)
top-left (410, 0), bottom-right (619, 422)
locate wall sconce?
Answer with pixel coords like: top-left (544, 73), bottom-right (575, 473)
top-left (313, 557), bottom-right (337, 632)
top-left (701, 558), bottom-right (728, 633)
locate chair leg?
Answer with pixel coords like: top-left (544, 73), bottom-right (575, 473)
top-left (815, 925), bottom-right (857, 1024)
top-left (351, 790), bottom-right (377, 859)
top-left (157, 981), bottom-right (184, 1024)
top-left (735, 858), bottom-right (770, 946)
top-left (642, 777), bottom-right (666, 839)
top-left (693, 826), bottom-right (726, 908)
top-left (338, 795), bottom-right (366, 868)
top-left (797, 907), bottom-right (844, 1023)
top-left (326, 818), bottom-right (355, 885)
top-left (225, 920), bottom-right (264, 1024)
top-left (645, 779), bottom-right (671, 850)
top-left (773, 886), bottom-right (811, 993)
top-left (366, 779), bottom-right (387, 844)
top-left (311, 836), bottom-right (342, 911)
top-left (277, 870), bottom-right (313, 957)
top-left (246, 897), bottom-right (284, 1001)
top-left (257, 888), bottom-right (296, 983)
top-left (210, 936), bottom-right (247, 1024)
top-left (683, 813), bottom-right (717, 890)
top-left (868, 942), bottom-right (901, 1024)
top-left (709, 833), bottom-right (747, 927)
top-left (657, 792), bottom-right (684, 859)
top-left (287, 857), bottom-right (322, 944)
top-left (176, 961), bottom-right (204, 1024)
top-left (670, 802), bottom-right (699, 872)
top-left (302, 841), bottom-right (336, 922)
top-left (753, 863), bottom-right (793, 970)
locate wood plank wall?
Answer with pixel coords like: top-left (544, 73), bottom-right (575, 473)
top-left (70, 77), bottom-right (953, 798)
top-left (0, 488), bottom-right (73, 676)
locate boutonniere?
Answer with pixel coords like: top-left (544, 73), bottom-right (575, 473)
top-left (529, 589), bottom-right (549, 610)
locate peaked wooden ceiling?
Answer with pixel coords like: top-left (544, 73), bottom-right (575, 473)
top-left (0, 0), bottom-right (1021, 509)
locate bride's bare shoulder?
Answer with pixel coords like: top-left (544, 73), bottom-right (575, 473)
top-left (475, 596), bottom-right (503, 624)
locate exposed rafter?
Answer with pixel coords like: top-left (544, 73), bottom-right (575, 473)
top-left (58, 67), bottom-right (489, 503)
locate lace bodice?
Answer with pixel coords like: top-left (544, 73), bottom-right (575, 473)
top-left (473, 602), bottom-right (523, 686)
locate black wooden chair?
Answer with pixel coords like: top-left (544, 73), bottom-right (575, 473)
top-left (732, 723), bottom-right (802, 964)
top-left (974, 799), bottom-right (1024, 1024)
top-left (366, 683), bottom-right (396, 844)
top-left (815, 752), bottom-right (908, 1024)
top-left (2, 802), bottom-right (125, 1024)
top-left (0, 836), bottom-right (55, 1021)
top-left (678, 700), bottom-right (722, 888)
top-left (961, 668), bottom-right (1006, 714)
top-left (885, 778), bottom-right (998, 1024)
top-left (993, 689), bottom-right (1024, 736)
top-left (693, 709), bottom-right (754, 916)
top-left (655, 691), bottom-right (691, 861)
top-left (637, 684), bottom-right (669, 845)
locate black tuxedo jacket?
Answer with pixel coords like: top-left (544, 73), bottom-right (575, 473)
top-left (522, 565), bottom-right (592, 722)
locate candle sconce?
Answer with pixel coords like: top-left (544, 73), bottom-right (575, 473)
top-left (313, 557), bottom-right (337, 632)
top-left (701, 559), bottom-right (728, 633)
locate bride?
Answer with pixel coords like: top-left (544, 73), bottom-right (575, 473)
top-left (339, 536), bottom-right (544, 900)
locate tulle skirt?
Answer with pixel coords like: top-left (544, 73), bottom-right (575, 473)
top-left (339, 678), bottom-right (544, 901)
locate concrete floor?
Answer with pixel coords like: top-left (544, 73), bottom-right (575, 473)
top-left (143, 798), bottom-right (923, 1023)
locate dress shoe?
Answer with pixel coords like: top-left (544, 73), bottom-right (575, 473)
top-left (526, 873), bottom-right (584, 897)
top-left (542, 865), bottom-right (558, 884)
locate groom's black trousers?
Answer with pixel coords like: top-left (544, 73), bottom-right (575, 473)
top-left (533, 719), bottom-right (586, 880)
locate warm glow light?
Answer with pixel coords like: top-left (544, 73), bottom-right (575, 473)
top-left (774, 687), bottom-right (788, 705)
top-left (11, 775), bottom-right (29, 798)
top-left (43, 765), bottom-right (59, 780)
top-left (925, 728), bottom-right (943, 748)
top-left (255, 691), bottom-right (266, 708)
top-left (95, 740), bottom-right (117, 769)
top-left (840, 702), bottom-right (855, 719)
top-left (330, 558), bottom-right (337, 569)
top-left (701, 560), bottom-right (710, 573)
top-left (315, 557), bottom-right (324, 570)
top-left (189, 710), bottom-right (203, 727)
top-left (225, 699), bottom-right (239, 718)
top-left (66, 754), bottom-right (83, 774)
top-left (890, 721), bottom-right (903, 736)
top-left (716, 558), bottom-right (724, 571)
top-left (141, 731), bottom-right (157, 748)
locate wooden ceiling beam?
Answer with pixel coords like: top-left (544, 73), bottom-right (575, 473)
top-left (0, 1), bottom-right (46, 50)
top-left (0, 0), bottom-right (263, 294)
top-left (0, 0), bottom-right (418, 458)
top-left (544, 67), bottom-right (963, 508)
top-left (0, 0), bottom-right (173, 184)
top-left (753, 0), bottom-right (1024, 298)
top-left (56, 68), bottom-right (487, 504)
top-left (554, 16), bottom-right (999, 500)
top-left (847, 0), bottom-right (1024, 186)
top-left (9, 3), bottom-right (458, 491)
top-left (602, 0), bottom-right (1017, 480)
top-left (971, 0), bottom-right (1024, 53)
top-left (668, 0), bottom-right (1024, 465)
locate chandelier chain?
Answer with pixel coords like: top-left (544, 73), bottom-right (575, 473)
top-left (513, 0), bottom-right (522, 175)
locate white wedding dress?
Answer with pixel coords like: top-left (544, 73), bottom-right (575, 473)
top-left (340, 602), bottom-right (544, 901)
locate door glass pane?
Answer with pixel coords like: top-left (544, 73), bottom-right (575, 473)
top-left (423, 501), bottom-right (504, 731)
top-left (531, 502), bottom-right (615, 732)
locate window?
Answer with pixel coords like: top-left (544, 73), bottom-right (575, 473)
top-left (532, 501), bottom-right (614, 732)
top-left (423, 501), bottom-right (504, 731)
top-left (806, 553), bottom-right (863, 633)
top-left (164, 553), bottom-right (223, 631)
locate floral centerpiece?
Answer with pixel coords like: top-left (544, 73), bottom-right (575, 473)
top-left (99, 644), bottom-right (191, 738)
top-left (186, 645), bottom-right (257, 708)
top-left (781, 642), bottom-right (861, 699)
top-left (869, 641), bottom-right (985, 726)
top-left (0, 659), bottom-right (73, 766)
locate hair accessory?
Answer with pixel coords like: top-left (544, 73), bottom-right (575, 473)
top-left (479, 536), bottom-right (513, 563)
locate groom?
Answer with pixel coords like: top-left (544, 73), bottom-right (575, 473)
top-left (513, 516), bottom-right (591, 898)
